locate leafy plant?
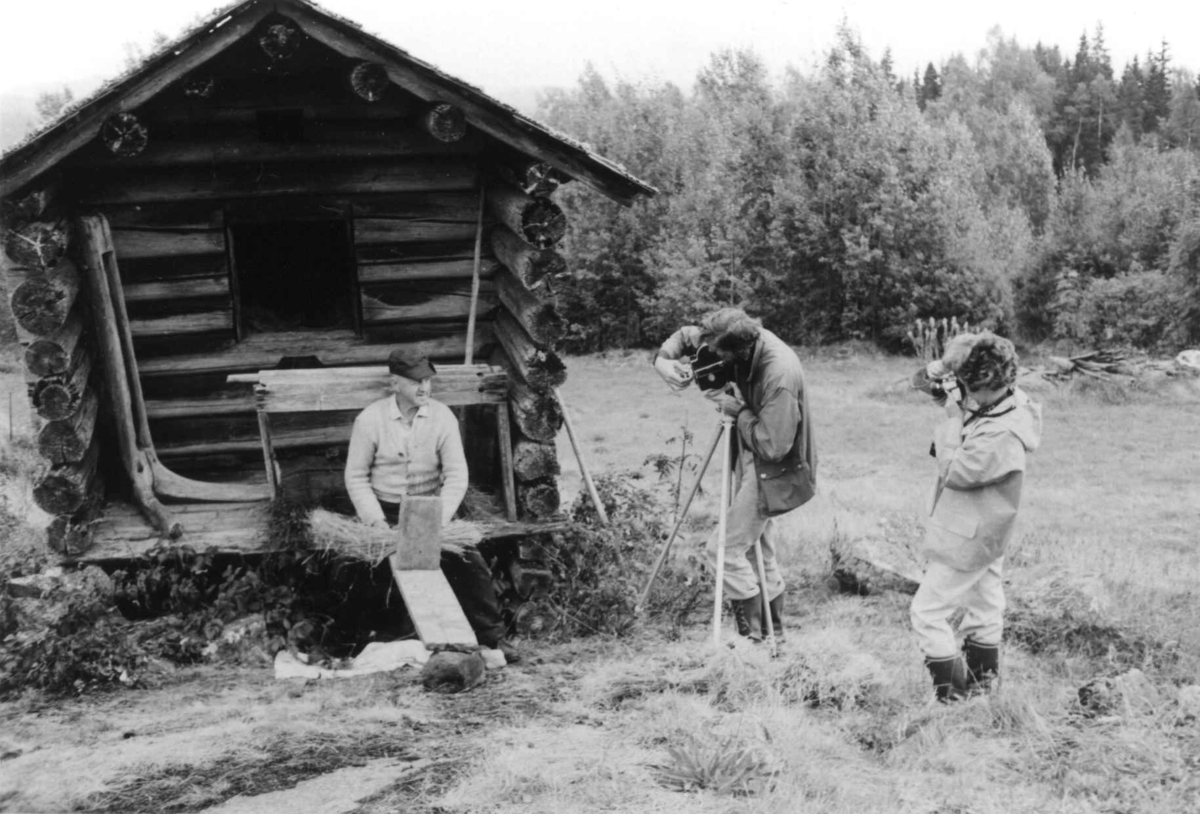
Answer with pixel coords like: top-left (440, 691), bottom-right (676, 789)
top-left (651, 731), bottom-right (776, 796)
top-left (642, 422), bottom-right (704, 523)
top-left (0, 569), bottom-right (147, 696)
top-left (514, 468), bottom-right (703, 640)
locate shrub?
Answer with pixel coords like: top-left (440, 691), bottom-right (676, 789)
top-left (1077, 270), bottom-right (1182, 351)
top-left (0, 568), bottom-right (147, 696)
top-left (515, 470), bottom-right (703, 640)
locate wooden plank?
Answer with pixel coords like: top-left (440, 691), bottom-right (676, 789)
top-left (124, 277), bottom-right (229, 303)
top-left (352, 191), bottom-right (487, 219)
top-left (64, 129), bottom-right (480, 167)
top-left (496, 405), bottom-right (518, 522)
top-left (243, 364), bottom-right (507, 413)
top-left (362, 285), bottom-right (497, 324)
top-left (136, 325), bottom-right (495, 376)
top-left (354, 218), bottom-right (479, 244)
top-left (0, 1), bottom-right (275, 197)
top-left (130, 310), bottom-right (234, 338)
top-left (75, 159), bottom-right (479, 205)
top-left (394, 496), bottom-right (442, 570)
top-left (110, 227), bottom-right (225, 259)
top-left (87, 501), bottom-right (272, 555)
top-left (145, 389), bottom-right (256, 419)
top-left (358, 259), bottom-right (496, 285)
top-left (105, 203), bottom-right (225, 230)
top-left (118, 254), bottom-right (227, 284)
top-left (389, 559), bottom-right (478, 648)
top-left (356, 242), bottom-right (481, 265)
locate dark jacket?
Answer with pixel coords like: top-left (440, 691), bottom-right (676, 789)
top-left (659, 326), bottom-right (816, 512)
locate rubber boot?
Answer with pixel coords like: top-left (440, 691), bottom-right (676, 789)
top-left (733, 603), bottom-right (751, 637)
top-left (963, 640), bottom-right (1000, 693)
top-left (734, 596), bottom-right (764, 642)
top-left (760, 593), bottom-right (786, 644)
top-left (924, 654), bottom-right (970, 703)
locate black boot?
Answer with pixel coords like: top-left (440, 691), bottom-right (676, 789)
top-left (733, 596), bottom-right (764, 642)
top-left (963, 640), bottom-right (1000, 692)
top-left (760, 593), bottom-right (786, 644)
top-left (733, 602), bottom-right (751, 637)
top-left (924, 654), bottom-right (969, 703)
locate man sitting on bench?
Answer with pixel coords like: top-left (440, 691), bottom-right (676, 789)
top-left (344, 349), bottom-right (518, 662)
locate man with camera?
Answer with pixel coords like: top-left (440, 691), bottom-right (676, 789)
top-left (653, 308), bottom-right (816, 643)
top-left (910, 332), bottom-right (1042, 701)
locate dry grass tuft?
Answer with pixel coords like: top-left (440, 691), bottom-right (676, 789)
top-left (307, 508), bottom-right (484, 564)
top-left (774, 629), bottom-right (893, 710)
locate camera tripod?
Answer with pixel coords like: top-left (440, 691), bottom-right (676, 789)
top-left (635, 413), bottom-right (779, 654)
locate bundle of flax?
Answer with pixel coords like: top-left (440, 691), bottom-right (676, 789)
top-left (307, 509), bottom-right (485, 565)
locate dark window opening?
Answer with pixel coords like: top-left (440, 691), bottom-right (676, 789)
top-left (256, 109), bottom-right (304, 142)
top-left (231, 220), bottom-right (354, 334)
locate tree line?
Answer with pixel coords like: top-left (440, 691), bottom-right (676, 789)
top-left (538, 26), bottom-right (1200, 354)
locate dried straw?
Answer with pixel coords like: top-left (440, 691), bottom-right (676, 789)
top-left (461, 486), bottom-right (504, 521)
top-left (307, 508), bottom-right (485, 565)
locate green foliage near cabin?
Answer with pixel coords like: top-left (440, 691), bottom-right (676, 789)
top-left (540, 26), bottom-right (1200, 353)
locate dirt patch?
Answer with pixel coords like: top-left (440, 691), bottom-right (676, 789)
top-left (84, 730), bottom-right (419, 813)
top-left (1005, 605), bottom-right (1179, 671)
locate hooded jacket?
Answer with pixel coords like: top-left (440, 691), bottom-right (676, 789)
top-left (922, 387), bottom-right (1043, 571)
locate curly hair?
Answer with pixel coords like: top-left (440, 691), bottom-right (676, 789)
top-left (701, 307), bottom-right (762, 356)
top-left (957, 332), bottom-right (1018, 391)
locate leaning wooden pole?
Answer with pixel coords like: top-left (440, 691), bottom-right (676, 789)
top-left (464, 188), bottom-right (485, 364)
top-left (76, 215), bottom-right (180, 539)
top-left (93, 216), bottom-right (270, 505)
top-left (553, 387), bottom-right (608, 526)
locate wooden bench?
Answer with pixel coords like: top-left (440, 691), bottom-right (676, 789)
top-left (227, 363), bottom-right (517, 521)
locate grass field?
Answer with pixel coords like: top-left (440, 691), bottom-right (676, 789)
top-left (2, 346), bottom-right (1199, 813)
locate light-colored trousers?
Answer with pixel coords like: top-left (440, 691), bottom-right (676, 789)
top-left (910, 557), bottom-right (1006, 659)
top-left (705, 451), bottom-right (786, 602)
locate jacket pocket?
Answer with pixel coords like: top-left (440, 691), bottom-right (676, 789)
top-left (928, 510), bottom-right (978, 539)
top-left (756, 455), bottom-right (815, 516)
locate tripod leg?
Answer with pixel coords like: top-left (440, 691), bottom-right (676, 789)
top-left (635, 419), bottom-right (726, 615)
top-left (753, 537), bottom-right (777, 657)
top-left (712, 417), bottom-right (734, 647)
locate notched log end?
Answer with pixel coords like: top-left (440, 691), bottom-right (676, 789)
top-left (519, 199), bottom-right (567, 249)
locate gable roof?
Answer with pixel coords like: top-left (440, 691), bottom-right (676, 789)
top-left (0, 0), bottom-right (656, 205)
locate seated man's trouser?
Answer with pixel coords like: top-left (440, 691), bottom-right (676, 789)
top-left (379, 499), bottom-right (507, 648)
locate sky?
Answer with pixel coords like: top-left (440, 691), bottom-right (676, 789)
top-left (0, 0), bottom-right (1197, 105)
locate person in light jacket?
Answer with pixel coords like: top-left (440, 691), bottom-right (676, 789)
top-left (654, 308), bottom-right (816, 643)
top-left (910, 333), bottom-right (1042, 701)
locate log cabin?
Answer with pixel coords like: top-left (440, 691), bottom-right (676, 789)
top-left (1, 0), bottom-right (655, 561)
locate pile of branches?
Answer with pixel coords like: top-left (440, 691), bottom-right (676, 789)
top-left (1044, 349), bottom-right (1128, 381)
top-left (1026, 349), bottom-right (1199, 387)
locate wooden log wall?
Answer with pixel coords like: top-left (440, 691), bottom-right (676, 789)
top-left (3, 18), bottom-right (584, 535)
top-left (1, 193), bottom-right (106, 555)
top-left (483, 177), bottom-right (574, 521)
top-left (45, 33), bottom-right (496, 494)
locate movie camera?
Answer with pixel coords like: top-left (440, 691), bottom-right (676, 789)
top-left (912, 362), bottom-right (963, 405)
top-left (683, 345), bottom-right (735, 392)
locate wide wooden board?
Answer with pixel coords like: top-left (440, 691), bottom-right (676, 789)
top-left (393, 496), bottom-right (442, 570)
top-left (389, 556), bottom-right (478, 648)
